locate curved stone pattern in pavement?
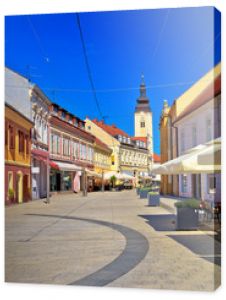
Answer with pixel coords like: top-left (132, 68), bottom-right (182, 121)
top-left (29, 213), bottom-right (149, 287)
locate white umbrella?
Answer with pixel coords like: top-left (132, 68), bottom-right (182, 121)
top-left (104, 171), bottom-right (124, 180)
top-left (152, 138), bottom-right (221, 175)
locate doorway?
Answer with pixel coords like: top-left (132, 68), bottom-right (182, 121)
top-left (56, 173), bottom-right (61, 191)
top-left (192, 174), bottom-right (201, 199)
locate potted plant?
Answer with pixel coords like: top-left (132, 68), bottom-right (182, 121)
top-left (8, 188), bottom-right (15, 204)
top-left (139, 187), bottom-right (152, 199)
top-left (175, 199), bottom-right (200, 230)
top-left (148, 191), bottom-right (160, 206)
top-left (110, 175), bottom-right (117, 191)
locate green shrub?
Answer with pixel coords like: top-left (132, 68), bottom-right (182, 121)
top-left (140, 187), bottom-right (152, 191)
top-left (175, 199), bottom-right (200, 209)
top-left (148, 191), bottom-right (159, 195)
top-left (110, 175), bottom-right (117, 188)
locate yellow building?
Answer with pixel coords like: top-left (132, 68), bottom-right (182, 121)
top-left (93, 137), bottom-right (112, 174)
top-left (85, 118), bottom-right (149, 180)
top-left (85, 118), bottom-right (120, 172)
top-left (5, 103), bottom-right (33, 204)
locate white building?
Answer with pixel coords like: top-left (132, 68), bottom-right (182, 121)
top-left (174, 75), bottom-right (221, 203)
top-left (5, 67), bottom-right (52, 199)
top-left (30, 85), bottom-right (51, 199)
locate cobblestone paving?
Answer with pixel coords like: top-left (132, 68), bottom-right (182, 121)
top-left (5, 190), bottom-right (221, 290)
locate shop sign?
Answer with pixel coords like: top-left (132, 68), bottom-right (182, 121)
top-left (32, 167), bottom-right (40, 174)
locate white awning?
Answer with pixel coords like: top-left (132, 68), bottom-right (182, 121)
top-left (197, 141), bottom-right (221, 165)
top-left (52, 161), bottom-right (82, 172)
top-left (103, 171), bottom-right (130, 180)
top-left (85, 169), bottom-right (102, 178)
top-left (152, 138), bottom-right (221, 175)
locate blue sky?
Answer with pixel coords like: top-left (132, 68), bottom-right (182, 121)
top-left (5, 7), bottom-right (221, 154)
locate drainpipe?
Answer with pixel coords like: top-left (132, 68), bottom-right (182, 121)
top-left (82, 167), bottom-right (87, 197)
top-left (101, 169), bottom-right (104, 192)
top-left (171, 122), bottom-right (179, 196)
top-left (171, 123), bottom-right (178, 158)
top-left (46, 121), bottom-right (50, 203)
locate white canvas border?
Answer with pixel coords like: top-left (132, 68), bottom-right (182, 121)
top-left (0, 0), bottom-right (225, 299)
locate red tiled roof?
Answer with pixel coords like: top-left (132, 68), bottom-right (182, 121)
top-left (153, 153), bottom-right (160, 162)
top-left (92, 119), bottom-right (129, 137)
top-left (131, 137), bottom-right (147, 143)
top-left (174, 75), bottom-right (221, 124)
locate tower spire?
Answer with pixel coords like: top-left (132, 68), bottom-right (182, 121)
top-left (141, 73), bottom-right (145, 85)
top-left (135, 73), bottom-right (151, 112)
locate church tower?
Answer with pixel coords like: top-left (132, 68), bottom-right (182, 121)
top-left (134, 74), bottom-right (153, 169)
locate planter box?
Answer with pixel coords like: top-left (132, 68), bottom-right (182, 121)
top-left (148, 194), bottom-right (160, 206)
top-left (176, 207), bottom-right (199, 230)
top-left (139, 189), bottom-right (151, 199)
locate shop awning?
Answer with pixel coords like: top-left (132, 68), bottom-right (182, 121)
top-left (51, 161), bottom-right (82, 172)
top-left (152, 138), bottom-right (221, 175)
top-left (103, 171), bottom-right (135, 180)
top-left (85, 169), bottom-right (102, 178)
top-left (197, 140), bottom-right (221, 165)
top-left (31, 148), bottom-right (49, 159)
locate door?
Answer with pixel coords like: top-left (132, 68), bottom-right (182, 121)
top-left (23, 174), bottom-right (30, 201)
top-left (56, 173), bottom-right (61, 191)
top-left (192, 174), bottom-right (201, 199)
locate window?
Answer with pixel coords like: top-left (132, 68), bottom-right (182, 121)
top-left (74, 119), bottom-right (78, 127)
top-left (9, 125), bottom-right (14, 149)
top-left (80, 144), bottom-right (86, 160)
top-left (88, 147), bottom-right (94, 161)
top-left (18, 130), bottom-right (25, 153)
top-left (192, 125), bottom-right (197, 147)
top-left (63, 137), bottom-right (70, 156)
top-left (69, 115), bottom-right (73, 124)
top-left (207, 174), bottom-right (216, 194)
top-left (61, 111), bottom-right (66, 120)
top-left (53, 106), bottom-right (58, 113)
top-left (73, 141), bottom-right (80, 159)
top-left (51, 133), bottom-right (61, 154)
top-left (140, 122), bottom-right (145, 128)
top-left (25, 135), bottom-right (29, 155)
top-left (111, 155), bottom-right (115, 165)
top-left (5, 123), bottom-right (8, 146)
top-left (206, 118), bottom-right (211, 142)
top-left (181, 174), bottom-right (188, 193)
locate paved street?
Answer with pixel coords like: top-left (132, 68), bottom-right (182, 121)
top-left (5, 190), bottom-right (220, 291)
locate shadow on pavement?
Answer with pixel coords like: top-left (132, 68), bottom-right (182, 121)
top-left (139, 214), bottom-right (176, 231)
top-left (168, 234), bottom-right (221, 266)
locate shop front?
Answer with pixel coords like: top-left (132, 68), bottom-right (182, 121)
top-left (50, 169), bottom-right (73, 192)
top-left (50, 160), bottom-right (82, 193)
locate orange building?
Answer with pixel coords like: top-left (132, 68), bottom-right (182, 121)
top-left (5, 103), bottom-right (33, 204)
